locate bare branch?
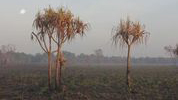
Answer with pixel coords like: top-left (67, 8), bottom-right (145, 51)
top-left (31, 32), bottom-right (48, 53)
top-left (52, 50), bottom-right (57, 53)
top-left (51, 36), bottom-right (58, 44)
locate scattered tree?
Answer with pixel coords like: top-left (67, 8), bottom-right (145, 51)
top-left (94, 49), bottom-right (104, 65)
top-left (94, 49), bottom-right (104, 57)
top-left (112, 17), bottom-right (149, 90)
top-left (0, 44), bottom-right (16, 67)
top-left (164, 44), bottom-right (178, 65)
top-left (164, 44), bottom-right (178, 57)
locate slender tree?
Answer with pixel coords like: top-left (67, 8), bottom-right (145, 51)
top-left (112, 17), bottom-right (149, 90)
top-left (52, 8), bottom-right (89, 90)
top-left (31, 7), bottom-right (57, 90)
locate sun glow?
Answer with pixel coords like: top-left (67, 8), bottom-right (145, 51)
top-left (20, 9), bottom-right (26, 15)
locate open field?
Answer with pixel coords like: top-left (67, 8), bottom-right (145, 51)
top-left (0, 65), bottom-right (178, 100)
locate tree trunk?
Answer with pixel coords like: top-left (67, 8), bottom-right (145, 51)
top-left (127, 45), bottom-right (131, 89)
top-left (55, 50), bottom-right (59, 89)
top-left (48, 52), bottom-right (52, 90)
top-left (58, 59), bottom-right (62, 89)
top-left (55, 47), bottom-right (62, 90)
top-left (58, 51), bottom-right (62, 87)
top-left (48, 38), bottom-right (52, 91)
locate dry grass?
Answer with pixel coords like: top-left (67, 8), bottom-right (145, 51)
top-left (0, 65), bottom-right (178, 100)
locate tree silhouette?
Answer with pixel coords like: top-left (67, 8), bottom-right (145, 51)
top-left (94, 49), bottom-right (104, 65)
top-left (112, 17), bottom-right (149, 90)
top-left (0, 44), bottom-right (16, 67)
top-left (164, 44), bottom-right (178, 57)
top-left (164, 44), bottom-right (178, 65)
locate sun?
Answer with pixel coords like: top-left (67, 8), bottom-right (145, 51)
top-left (20, 9), bottom-right (26, 15)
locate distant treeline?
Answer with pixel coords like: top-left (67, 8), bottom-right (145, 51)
top-left (0, 50), bottom-right (177, 66)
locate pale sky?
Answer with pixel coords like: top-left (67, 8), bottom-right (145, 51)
top-left (0, 0), bottom-right (178, 57)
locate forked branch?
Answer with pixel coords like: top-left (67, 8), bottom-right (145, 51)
top-left (32, 32), bottom-right (48, 53)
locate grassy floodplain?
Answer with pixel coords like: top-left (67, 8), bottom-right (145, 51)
top-left (0, 65), bottom-right (178, 100)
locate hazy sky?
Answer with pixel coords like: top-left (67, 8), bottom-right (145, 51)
top-left (0, 0), bottom-right (178, 57)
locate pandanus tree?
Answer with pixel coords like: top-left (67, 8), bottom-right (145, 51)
top-left (31, 7), bottom-right (89, 91)
top-left (112, 17), bottom-right (149, 90)
top-left (52, 8), bottom-right (89, 89)
top-left (31, 7), bottom-right (57, 90)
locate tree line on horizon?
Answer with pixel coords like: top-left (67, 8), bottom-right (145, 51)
top-left (1, 48), bottom-right (177, 66)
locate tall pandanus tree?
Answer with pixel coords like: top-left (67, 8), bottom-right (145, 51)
top-left (31, 7), bottom-right (57, 90)
top-left (112, 17), bottom-right (149, 90)
top-left (52, 8), bottom-right (89, 90)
